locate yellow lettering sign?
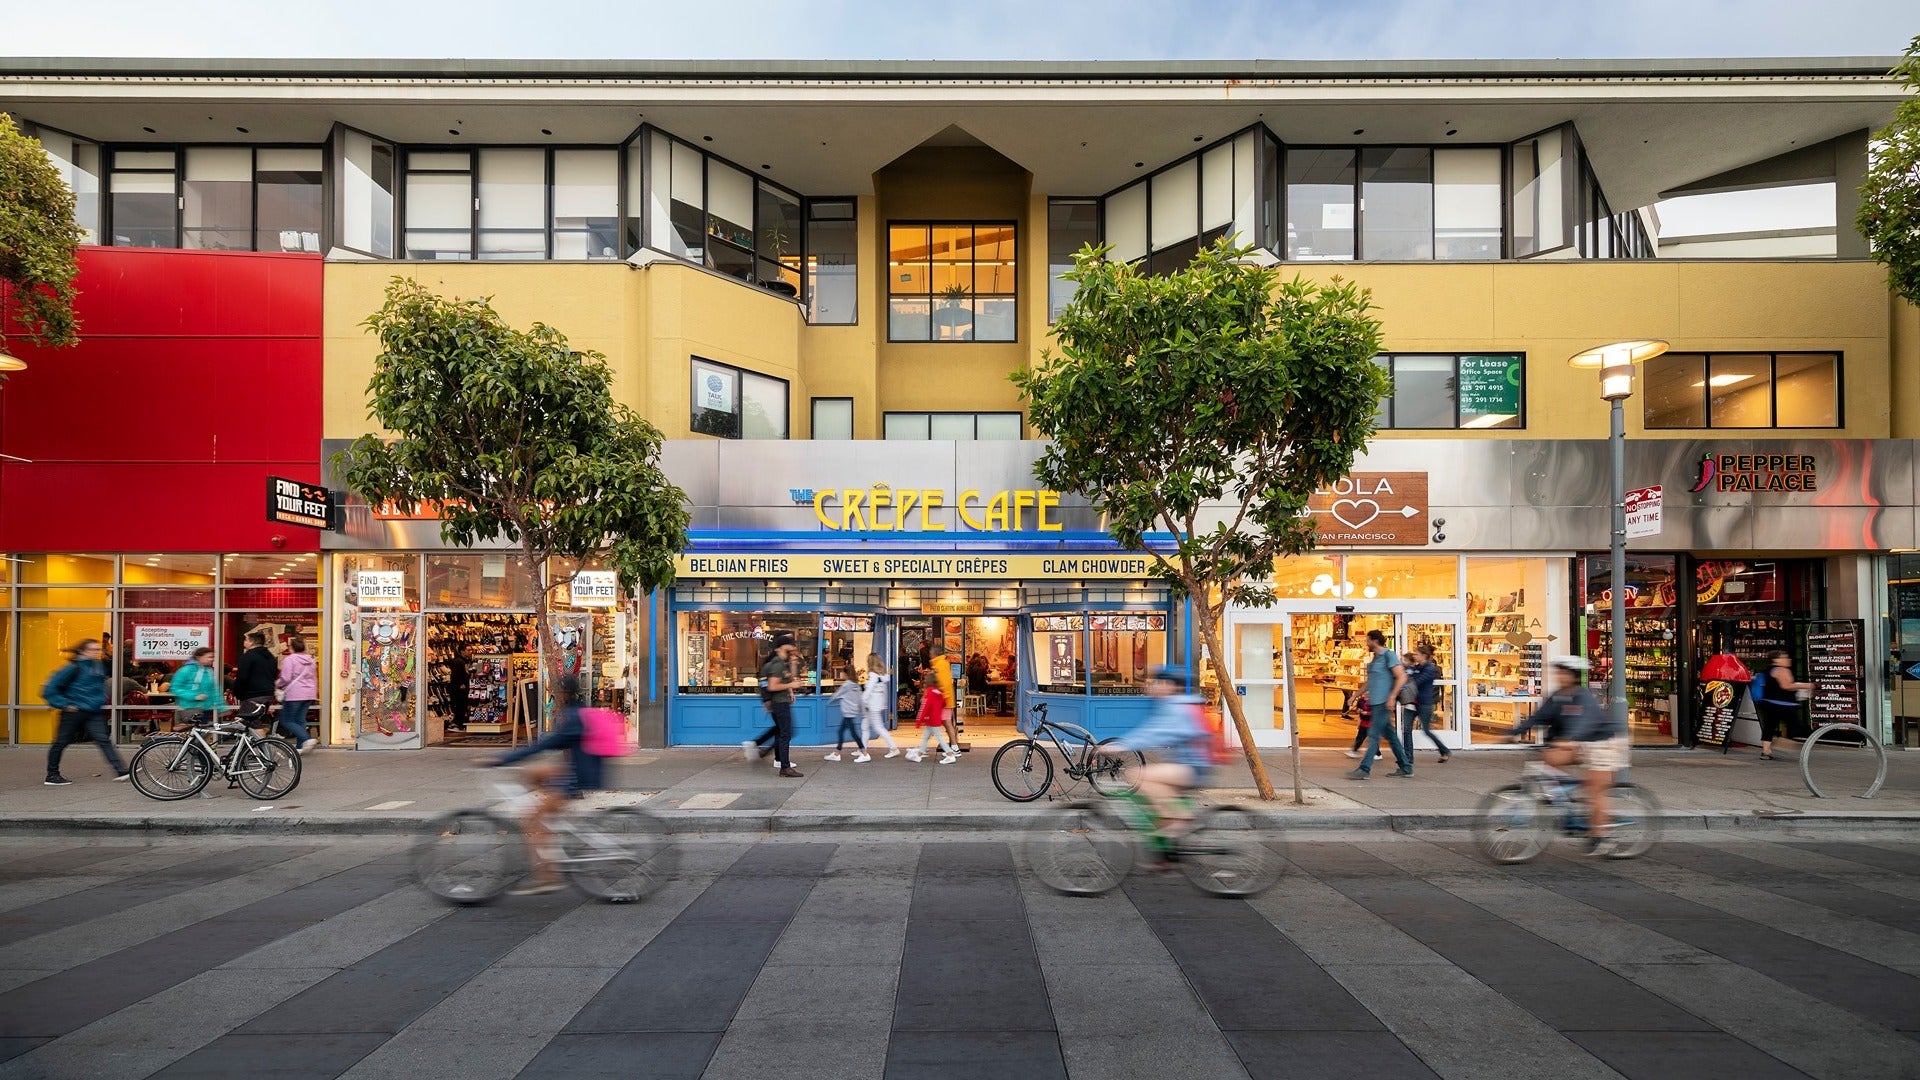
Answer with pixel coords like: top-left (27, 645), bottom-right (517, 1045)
top-left (920, 490), bottom-right (946, 531)
top-left (1037, 490), bottom-right (1061, 532)
top-left (959, 489), bottom-right (987, 531)
top-left (809, 487), bottom-right (1065, 532)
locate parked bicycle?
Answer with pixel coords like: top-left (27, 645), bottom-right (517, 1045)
top-left (1473, 757), bottom-right (1660, 864)
top-left (1025, 788), bottom-right (1282, 897)
top-left (413, 773), bottom-right (678, 905)
top-left (128, 717), bottom-right (301, 801)
top-left (991, 702), bottom-right (1144, 802)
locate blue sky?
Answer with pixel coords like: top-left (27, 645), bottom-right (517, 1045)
top-left (2, 0), bottom-right (1914, 59)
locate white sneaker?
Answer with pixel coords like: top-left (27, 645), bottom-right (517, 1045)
top-left (853, 752), bottom-right (871, 762)
top-left (905, 750), bottom-right (924, 762)
top-left (299, 738), bottom-right (319, 754)
top-left (939, 754), bottom-right (959, 765)
top-left (742, 741), bottom-right (758, 762)
top-left (1344, 750), bottom-right (1361, 759)
top-left (824, 752), bottom-right (842, 762)
top-left (883, 749), bottom-right (900, 759)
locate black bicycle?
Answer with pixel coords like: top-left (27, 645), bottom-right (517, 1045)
top-left (991, 702), bottom-right (1144, 802)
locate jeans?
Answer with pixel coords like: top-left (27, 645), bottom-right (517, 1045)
top-left (1401, 701), bottom-right (1448, 756)
top-left (1356, 700), bottom-right (1411, 775)
top-left (834, 713), bottom-right (865, 752)
top-left (47, 709), bottom-right (127, 778)
top-left (761, 700), bottom-right (794, 767)
top-left (278, 699), bottom-right (314, 743)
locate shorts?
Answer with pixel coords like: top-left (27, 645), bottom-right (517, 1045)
top-left (1580, 736), bottom-right (1629, 772)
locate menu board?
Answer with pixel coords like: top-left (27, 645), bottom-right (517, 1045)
top-left (1805, 620), bottom-right (1864, 728)
top-left (1695, 679), bottom-right (1739, 749)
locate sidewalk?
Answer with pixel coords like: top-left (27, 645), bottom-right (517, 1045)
top-left (2, 739), bottom-right (1914, 835)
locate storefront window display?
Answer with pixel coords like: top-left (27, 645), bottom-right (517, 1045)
top-left (1031, 614), bottom-right (1167, 695)
top-left (1461, 557), bottom-right (1552, 740)
top-left (821, 615), bottom-right (875, 682)
top-left (339, 553), bottom-right (421, 748)
top-left (1582, 554), bottom-right (1680, 744)
top-left (678, 612), bottom-right (818, 693)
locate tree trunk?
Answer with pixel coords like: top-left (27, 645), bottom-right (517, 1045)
top-left (530, 548), bottom-right (564, 731)
top-left (1193, 603), bottom-right (1277, 801)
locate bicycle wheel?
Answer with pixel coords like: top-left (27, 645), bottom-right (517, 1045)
top-left (560, 808), bottom-right (678, 903)
top-left (1603, 783), bottom-right (1660, 859)
top-left (1179, 806), bottom-right (1282, 897)
top-left (413, 810), bottom-right (527, 905)
top-left (1088, 738), bottom-right (1146, 796)
top-left (1024, 801), bottom-right (1134, 896)
top-left (128, 737), bottom-right (213, 801)
top-left (1474, 784), bottom-right (1551, 864)
top-left (233, 738), bottom-right (302, 799)
top-left (991, 739), bottom-right (1055, 802)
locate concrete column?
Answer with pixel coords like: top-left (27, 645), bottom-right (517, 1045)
top-left (1835, 129), bottom-right (1870, 259)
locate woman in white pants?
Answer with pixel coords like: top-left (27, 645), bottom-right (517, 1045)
top-left (862, 653), bottom-right (901, 758)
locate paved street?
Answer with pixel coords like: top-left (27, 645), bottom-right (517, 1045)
top-left (0, 830), bottom-right (1916, 1079)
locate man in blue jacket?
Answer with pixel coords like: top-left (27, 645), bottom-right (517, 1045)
top-left (1100, 666), bottom-right (1213, 837)
top-left (43, 638), bottom-right (130, 786)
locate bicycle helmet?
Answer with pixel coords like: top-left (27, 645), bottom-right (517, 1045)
top-left (1548, 656), bottom-right (1590, 674)
top-left (1145, 665), bottom-right (1188, 688)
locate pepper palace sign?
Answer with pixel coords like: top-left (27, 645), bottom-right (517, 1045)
top-left (1306, 472), bottom-right (1430, 546)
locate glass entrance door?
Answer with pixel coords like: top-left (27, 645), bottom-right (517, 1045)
top-left (1404, 620), bottom-right (1462, 751)
top-left (1288, 613), bottom-right (1397, 748)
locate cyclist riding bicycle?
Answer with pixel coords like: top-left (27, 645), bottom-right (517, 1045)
top-left (488, 674), bottom-right (606, 895)
top-left (1508, 656), bottom-right (1622, 856)
top-left (1100, 666), bottom-right (1213, 847)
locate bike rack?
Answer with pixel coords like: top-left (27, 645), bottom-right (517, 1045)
top-left (1799, 722), bottom-right (1888, 800)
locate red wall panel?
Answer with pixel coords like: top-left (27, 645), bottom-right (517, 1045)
top-left (1, 248), bottom-right (324, 553)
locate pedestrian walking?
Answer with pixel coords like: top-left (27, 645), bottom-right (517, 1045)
top-left (825, 670), bottom-right (870, 762)
top-left (741, 634), bottom-right (804, 777)
top-left (42, 638), bottom-right (130, 786)
top-left (1345, 629), bottom-right (1413, 779)
top-left (862, 652), bottom-right (901, 758)
top-left (935, 651), bottom-right (962, 751)
top-left (169, 646), bottom-right (225, 727)
top-left (1344, 685), bottom-right (1371, 758)
top-left (232, 630), bottom-right (279, 734)
top-left (1751, 650), bottom-right (1812, 761)
top-left (276, 636), bottom-right (320, 753)
top-left (1403, 645), bottom-right (1450, 762)
top-left (905, 659), bottom-right (958, 764)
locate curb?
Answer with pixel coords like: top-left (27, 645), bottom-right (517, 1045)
top-left (1, 808), bottom-right (1915, 837)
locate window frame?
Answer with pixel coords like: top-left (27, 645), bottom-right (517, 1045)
top-left (1373, 353), bottom-right (1528, 431)
top-left (881, 411), bottom-right (1025, 440)
top-left (22, 120), bottom-right (103, 244)
top-left (1047, 197), bottom-right (1103, 323)
top-left (885, 220), bottom-right (1021, 343)
top-left (635, 124), bottom-right (809, 301)
top-left (810, 396), bottom-right (855, 440)
top-left (689, 356), bottom-right (791, 441)
top-left (801, 196), bottom-right (859, 325)
top-left (1100, 124), bottom-right (1281, 272)
top-left (100, 142), bottom-right (328, 253)
top-left (1640, 351), bottom-right (1845, 431)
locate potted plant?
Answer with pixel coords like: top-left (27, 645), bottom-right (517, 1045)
top-left (934, 283), bottom-right (971, 336)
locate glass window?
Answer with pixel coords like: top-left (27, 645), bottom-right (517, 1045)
top-left (1374, 354), bottom-right (1524, 430)
top-left (821, 615), bottom-right (875, 684)
top-left (426, 554), bottom-right (538, 609)
top-left (338, 129), bottom-right (395, 258)
top-left (882, 412), bottom-right (1021, 440)
top-left (1200, 145), bottom-right (1233, 234)
top-left (1106, 181), bottom-right (1147, 265)
top-left (929, 413), bottom-right (974, 440)
top-left (1344, 555), bottom-right (1460, 600)
top-left (1433, 148), bottom-right (1501, 260)
top-left (1359, 147), bottom-right (1432, 260)
top-left (31, 126), bottom-right (102, 244)
top-left (109, 150), bottom-right (177, 248)
top-left (1088, 613), bottom-right (1168, 693)
top-left (1643, 352), bottom-right (1841, 429)
top-left (884, 413), bottom-right (930, 440)
top-left (404, 151), bottom-right (473, 260)
top-left (182, 147), bottom-right (252, 251)
top-left (550, 149), bottom-right (618, 260)
top-left (812, 397), bottom-right (854, 439)
top-left (477, 148), bottom-right (545, 260)
top-left (976, 413), bottom-right (1023, 440)
top-left (741, 371), bottom-right (789, 440)
top-left (1150, 159), bottom-right (1198, 253)
top-left (17, 553), bottom-right (117, 583)
top-left (1285, 148), bottom-right (1355, 260)
top-left (756, 184), bottom-right (802, 297)
top-left (1032, 614), bottom-right (1086, 693)
top-left (888, 222), bottom-right (1017, 343)
top-left (255, 148), bottom-right (323, 253)
top-left (706, 161), bottom-right (755, 253)
top-left (666, 137), bottom-right (705, 258)
top-left (18, 612), bottom-right (111, 743)
top-left (804, 198), bottom-right (857, 324)
top-left (1388, 356), bottom-right (1455, 428)
top-left (690, 357), bottom-right (787, 440)
top-left (677, 611), bottom-right (817, 694)
top-left (1510, 127), bottom-right (1566, 257)
top-left (1047, 199), bottom-right (1099, 321)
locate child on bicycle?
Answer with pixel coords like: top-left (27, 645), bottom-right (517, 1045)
top-left (1101, 666), bottom-right (1213, 846)
top-left (488, 674), bottom-right (608, 895)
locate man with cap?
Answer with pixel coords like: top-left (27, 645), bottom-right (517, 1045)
top-left (742, 633), bottom-right (805, 777)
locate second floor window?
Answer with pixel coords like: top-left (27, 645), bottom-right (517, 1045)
top-left (104, 146), bottom-right (323, 252)
top-left (399, 147), bottom-right (622, 261)
top-left (888, 223), bottom-right (1017, 342)
top-left (691, 357), bottom-right (789, 440)
top-left (1642, 353), bottom-right (1841, 429)
top-left (1373, 354), bottom-right (1524, 430)
top-left (883, 412), bottom-right (1022, 440)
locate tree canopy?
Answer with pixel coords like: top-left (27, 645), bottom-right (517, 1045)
top-left (0, 112), bottom-right (83, 356)
top-left (336, 279), bottom-right (690, 682)
top-left (1859, 36), bottom-right (1920, 307)
top-left (1014, 240), bottom-right (1388, 800)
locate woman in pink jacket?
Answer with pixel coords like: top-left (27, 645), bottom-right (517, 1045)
top-left (275, 636), bottom-right (320, 753)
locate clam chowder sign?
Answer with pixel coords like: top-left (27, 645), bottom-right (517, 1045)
top-left (1305, 472), bottom-right (1429, 546)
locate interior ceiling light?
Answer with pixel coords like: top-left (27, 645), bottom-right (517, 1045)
top-left (1694, 374), bottom-right (1756, 388)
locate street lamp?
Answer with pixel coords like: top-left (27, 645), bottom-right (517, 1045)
top-left (1568, 339), bottom-right (1669, 739)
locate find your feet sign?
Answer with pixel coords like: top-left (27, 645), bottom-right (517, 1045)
top-left (1307, 472), bottom-right (1429, 546)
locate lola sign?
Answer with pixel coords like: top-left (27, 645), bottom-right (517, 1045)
top-left (1305, 472), bottom-right (1429, 546)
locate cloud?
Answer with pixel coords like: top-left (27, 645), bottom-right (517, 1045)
top-left (1, 0), bottom-right (1912, 60)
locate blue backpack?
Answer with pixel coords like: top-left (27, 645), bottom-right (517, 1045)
top-left (1750, 672), bottom-right (1772, 706)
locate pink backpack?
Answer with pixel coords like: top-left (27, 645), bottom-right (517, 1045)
top-left (580, 707), bottom-right (634, 757)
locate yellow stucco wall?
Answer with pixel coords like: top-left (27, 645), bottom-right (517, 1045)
top-left (323, 258), bottom-right (1899, 446)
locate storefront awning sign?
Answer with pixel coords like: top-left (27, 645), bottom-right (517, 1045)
top-left (1306, 473), bottom-right (1429, 546)
top-left (676, 552), bottom-right (1154, 580)
top-left (268, 475), bottom-right (335, 531)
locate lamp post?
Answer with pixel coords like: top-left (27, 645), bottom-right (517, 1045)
top-left (1568, 339), bottom-right (1669, 739)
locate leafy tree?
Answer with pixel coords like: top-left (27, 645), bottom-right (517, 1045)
top-left (0, 112), bottom-right (84, 366)
top-left (1013, 241), bottom-right (1388, 801)
top-left (1859, 36), bottom-right (1920, 306)
top-left (336, 279), bottom-right (690, 687)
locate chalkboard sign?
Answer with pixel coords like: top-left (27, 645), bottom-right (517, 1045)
top-left (1695, 679), bottom-right (1741, 750)
top-left (1805, 619), bottom-right (1864, 729)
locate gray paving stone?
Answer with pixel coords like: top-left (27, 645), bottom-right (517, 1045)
top-left (520, 1031), bottom-right (724, 1079)
top-left (885, 1030), bottom-right (1067, 1080)
top-left (1059, 1031), bottom-right (1251, 1080)
top-left (732, 963), bottom-right (898, 1023)
top-left (1224, 1030), bottom-right (1440, 1079)
top-left (337, 1030), bottom-right (555, 1080)
top-left (702, 1017), bottom-right (889, 1080)
top-left (0, 844), bottom-right (317, 947)
top-left (150, 1031), bottom-right (392, 1078)
top-left (1566, 1030), bottom-right (1814, 1080)
top-left (405, 965), bottom-right (624, 1034)
top-left (221, 882), bottom-right (447, 969)
top-left (1247, 869), bottom-right (1457, 966)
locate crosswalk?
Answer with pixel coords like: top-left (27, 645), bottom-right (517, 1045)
top-left (0, 833), bottom-right (1915, 1078)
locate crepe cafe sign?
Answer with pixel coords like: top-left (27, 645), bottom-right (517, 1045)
top-left (1306, 472), bottom-right (1430, 546)
top-left (800, 483), bottom-right (1064, 532)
